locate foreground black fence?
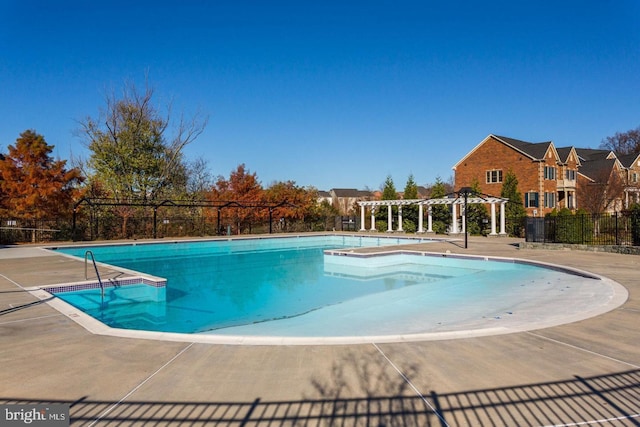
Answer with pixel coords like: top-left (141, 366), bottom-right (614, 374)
top-left (525, 212), bottom-right (640, 246)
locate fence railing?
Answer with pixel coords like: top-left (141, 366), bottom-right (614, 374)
top-left (0, 215), bottom-right (339, 244)
top-left (525, 212), bottom-right (640, 246)
top-left (13, 213), bottom-right (638, 247)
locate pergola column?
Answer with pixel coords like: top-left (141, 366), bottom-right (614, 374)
top-left (397, 206), bottom-right (403, 232)
top-left (499, 202), bottom-right (507, 235)
top-left (370, 208), bottom-right (376, 231)
top-left (418, 204), bottom-right (424, 233)
top-left (427, 206), bottom-right (433, 232)
top-left (359, 204), bottom-right (366, 231)
top-left (451, 203), bottom-right (459, 234)
top-left (387, 204), bottom-right (393, 232)
top-left (489, 202), bottom-right (497, 236)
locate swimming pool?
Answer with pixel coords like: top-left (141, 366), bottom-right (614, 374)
top-left (51, 235), bottom-right (436, 333)
top-left (46, 234), bottom-right (626, 343)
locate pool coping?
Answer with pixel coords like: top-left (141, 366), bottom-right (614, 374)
top-left (31, 244), bottom-right (629, 346)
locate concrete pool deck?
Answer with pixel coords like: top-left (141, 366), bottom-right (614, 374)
top-left (1, 235), bottom-right (638, 426)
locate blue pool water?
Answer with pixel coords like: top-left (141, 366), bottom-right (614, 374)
top-left (51, 235), bottom-right (605, 337)
top-left (52, 236), bottom-right (433, 332)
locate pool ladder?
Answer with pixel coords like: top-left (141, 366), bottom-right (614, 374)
top-left (85, 250), bottom-right (104, 299)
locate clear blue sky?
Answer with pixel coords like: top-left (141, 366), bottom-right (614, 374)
top-left (1, 1), bottom-right (639, 191)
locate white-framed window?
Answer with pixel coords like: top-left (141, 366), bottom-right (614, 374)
top-left (544, 192), bottom-right (556, 208)
top-left (525, 192), bottom-right (539, 208)
top-left (633, 172), bottom-right (638, 183)
top-left (565, 170), bottom-right (576, 180)
top-left (486, 169), bottom-right (503, 184)
top-left (544, 166), bottom-right (557, 180)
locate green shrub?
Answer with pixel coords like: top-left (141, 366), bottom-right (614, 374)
top-left (432, 220), bottom-right (448, 234)
top-left (402, 219), bottom-right (416, 233)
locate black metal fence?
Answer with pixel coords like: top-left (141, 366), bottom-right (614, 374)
top-left (9, 211), bottom-right (638, 247)
top-left (0, 213), bottom-right (341, 244)
top-left (525, 212), bottom-right (640, 246)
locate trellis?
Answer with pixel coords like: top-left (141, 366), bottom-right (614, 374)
top-left (72, 198), bottom-right (295, 240)
top-left (357, 194), bottom-right (509, 237)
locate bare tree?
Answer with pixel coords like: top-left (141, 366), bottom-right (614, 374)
top-left (577, 166), bottom-right (625, 213)
top-left (79, 80), bottom-right (208, 202)
top-left (599, 126), bottom-right (640, 156)
top-left (186, 157), bottom-right (213, 199)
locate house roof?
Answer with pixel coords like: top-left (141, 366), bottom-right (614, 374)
top-left (575, 148), bottom-right (612, 162)
top-left (555, 146), bottom-right (583, 165)
top-left (330, 188), bottom-right (372, 198)
top-left (555, 147), bottom-right (572, 163)
top-left (317, 190), bottom-right (331, 197)
top-left (492, 135), bottom-right (555, 161)
top-left (578, 158), bottom-right (617, 182)
top-left (616, 152), bottom-right (640, 169)
top-left (453, 134), bottom-right (558, 170)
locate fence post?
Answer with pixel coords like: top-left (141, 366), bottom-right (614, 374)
top-left (615, 213), bottom-right (619, 246)
top-left (153, 208), bottom-right (158, 239)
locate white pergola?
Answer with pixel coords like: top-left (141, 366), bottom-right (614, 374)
top-left (357, 196), bottom-right (508, 236)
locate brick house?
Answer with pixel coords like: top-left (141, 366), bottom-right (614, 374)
top-left (453, 134), bottom-right (637, 216)
top-left (617, 152), bottom-right (640, 207)
top-left (326, 188), bottom-right (374, 215)
top-left (317, 190), bottom-right (332, 206)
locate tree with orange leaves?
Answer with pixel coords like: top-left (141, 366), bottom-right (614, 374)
top-left (264, 180), bottom-right (317, 232)
top-left (0, 130), bottom-right (83, 220)
top-left (208, 164), bottom-right (265, 234)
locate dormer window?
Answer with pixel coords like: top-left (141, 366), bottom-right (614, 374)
top-left (486, 169), bottom-right (503, 184)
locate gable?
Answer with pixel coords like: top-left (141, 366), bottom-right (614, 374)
top-left (542, 143), bottom-right (561, 164)
top-left (453, 134), bottom-right (560, 171)
top-left (452, 135), bottom-right (498, 170)
top-left (555, 147), bottom-right (581, 166)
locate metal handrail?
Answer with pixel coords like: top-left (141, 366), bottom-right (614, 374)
top-left (85, 250), bottom-right (104, 299)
